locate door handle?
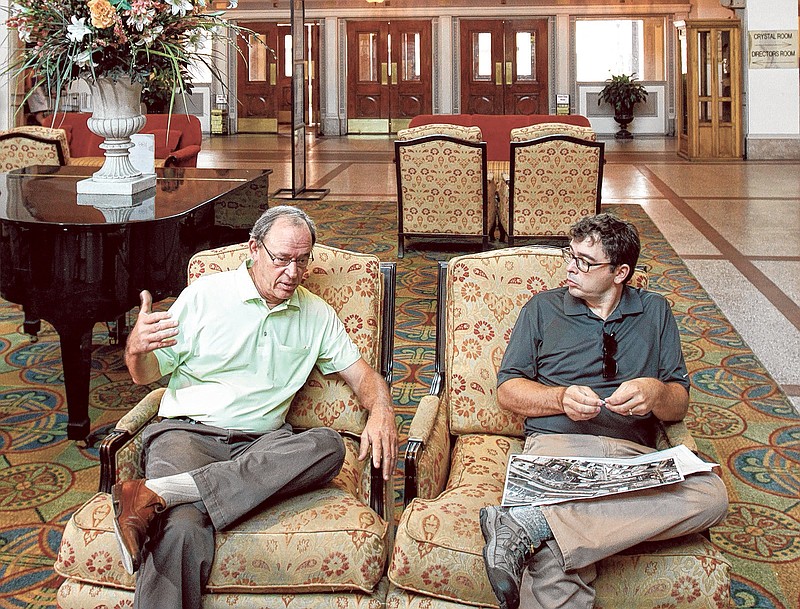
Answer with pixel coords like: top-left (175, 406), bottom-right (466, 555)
top-left (269, 63), bottom-right (277, 86)
top-left (391, 62), bottom-right (398, 85)
top-left (505, 62), bottom-right (512, 85)
top-left (495, 62), bottom-right (502, 86)
top-left (381, 62), bottom-right (388, 85)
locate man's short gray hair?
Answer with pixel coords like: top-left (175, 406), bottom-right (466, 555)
top-left (250, 205), bottom-right (317, 245)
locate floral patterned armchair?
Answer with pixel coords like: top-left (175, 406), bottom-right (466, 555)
top-left (386, 247), bottom-right (730, 609)
top-left (54, 242), bottom-right (398, 609)
top-left (395, 125), bottom-right (490, 257)
top-left (498, 133), bottom-right (604, 246)
top-left (0, 126), bottom-right (69, 170)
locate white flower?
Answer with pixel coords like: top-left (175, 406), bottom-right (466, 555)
top-left (67, 16), bottom-right (91, 43)
top-left (166, 0), bottom-right (193, 17)
top-left (17, 25), bottom-right (31, 43)
top-left (227, 0), bottom-right (238, 7)
top-left (72, 50), bottom-right (96, 68)
top-left (141, 25), bottom-right (164, 45)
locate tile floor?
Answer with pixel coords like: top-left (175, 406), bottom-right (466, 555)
top-left (198, 131), bottom-right (800, 413)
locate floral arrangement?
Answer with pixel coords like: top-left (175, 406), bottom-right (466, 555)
top-left (5, 0), bottom-right (249, 110)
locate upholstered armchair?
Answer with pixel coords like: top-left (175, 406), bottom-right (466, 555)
top-left (395, 124), bottom-right (490, 257)
top-left (55, 243), bottom-right (398, 609)
top-left (498, 133), bottom-right (604, 246)
top-left (0, 126), bottom-right (70, 170)
top-left (386, 247), bottom-right (731, 609)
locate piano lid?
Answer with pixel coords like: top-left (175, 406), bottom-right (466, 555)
top-left (1, 165), bottom-right (270, 225)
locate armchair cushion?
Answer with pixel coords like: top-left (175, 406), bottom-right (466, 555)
top-left (56, 437), bottom-right (388, 593)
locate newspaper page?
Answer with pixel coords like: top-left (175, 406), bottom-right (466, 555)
top-left (501, 445), bottom-right (717, 507)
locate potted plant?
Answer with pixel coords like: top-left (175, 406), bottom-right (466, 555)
top-left (4, 0), bottom-right (257, 191)
top-left (598, 73), bottom-right (648, 140)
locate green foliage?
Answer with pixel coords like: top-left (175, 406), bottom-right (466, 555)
top-left (598, 73), bottom-right (648, 114)
top-left (5, 0), bottom-right (259, 113)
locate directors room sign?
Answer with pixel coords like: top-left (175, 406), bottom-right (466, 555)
top-left (748, 30), bottom-right (798, 69)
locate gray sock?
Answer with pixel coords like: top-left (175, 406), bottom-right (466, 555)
top-left (508, 505), bottom-right (553, 546)
top-left (145, 473), bottom-right (201, 508)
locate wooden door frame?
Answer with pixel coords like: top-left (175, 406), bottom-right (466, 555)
top-left (459, 18), bottom-right (550, 115)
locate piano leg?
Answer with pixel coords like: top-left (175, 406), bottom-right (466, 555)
top-left (23, 315), bottom-right (41, 342)
top-left (56, 324), bottom-right (94, 443)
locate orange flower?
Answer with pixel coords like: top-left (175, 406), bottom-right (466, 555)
top-left (87, 0), bottom-right (116, 29)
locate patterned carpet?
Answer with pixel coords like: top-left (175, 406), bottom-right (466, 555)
top-left (0, 201), bottom-right (798, 609)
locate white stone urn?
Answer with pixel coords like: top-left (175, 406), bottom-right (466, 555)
top-left (77, 76), bottom-right (156, 195)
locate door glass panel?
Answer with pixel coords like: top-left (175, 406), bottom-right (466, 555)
top-left (515, 31), bottom-right (535, 81)
top-left (284, 34), bottom-right (293, 77)
top-left (402, 32), bottom-right (421, 81)
top-left (472, 32), bottom-right (492, 81)
top-left (248, 33), bottom-right (268, 81)
top-left (358, 33), bottom-right (378, 82)
top-left (697, 30), bottom-right (711, 98)
top-left (717, 30), bottom-right (731, 98)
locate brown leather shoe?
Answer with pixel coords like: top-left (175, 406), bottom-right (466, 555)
top-left (111, 479), bottom-right (166, 574)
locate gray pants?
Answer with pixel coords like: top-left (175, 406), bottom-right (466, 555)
top-left (518, 433), bottom-right (729, 609)
top-left (133, 418), bottom-right (345, 609)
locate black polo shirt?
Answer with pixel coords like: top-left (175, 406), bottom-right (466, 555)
top-left (497, 286), bottom-right (689, 447)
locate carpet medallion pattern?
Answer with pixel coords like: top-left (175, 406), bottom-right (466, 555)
top-left (0, 201), bottom-right (798, 609)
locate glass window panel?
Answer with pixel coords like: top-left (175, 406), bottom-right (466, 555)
top-left (699, 100), bottom-right (711, 123)
top-left (575, 19), bottom-right (656, 81)
top-left (358, 33), bottom-right (378, 82)
top-left (248, 33), bottom-right (268, 82)
top-left (473, 32), bottom-right (492, 81)
top-left (719, 101), bottom-right (732, 123)
top-left (698, 30), bottom-right (711, 98)
top-left (516, 31), bottom-right (535, 81)
top-left (284, 34), bottom-right (293, 77)
top-left (402, 32), bottom-right (421, 81)
top-left (718, 30), bottom-right (731, 98)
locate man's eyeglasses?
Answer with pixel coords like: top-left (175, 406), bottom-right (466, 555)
top-left (260, 242), bottom-right (314, 268)
top-left (561, 248), bottom-right (613, 273)
top-left (602, 331), bottom-right (617, 379)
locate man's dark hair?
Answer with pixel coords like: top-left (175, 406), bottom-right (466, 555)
top-left (570, 213), bottom-right (640, 283)
top-left (250, 205), bottom-right (317, 245)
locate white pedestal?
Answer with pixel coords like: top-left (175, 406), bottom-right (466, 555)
top-left (76, 173), bottom-right (157, 195)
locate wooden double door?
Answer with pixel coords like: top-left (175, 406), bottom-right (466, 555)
top-left (237, 21), bottom-right (320, 133)
top-left (460, 19), bottom-right (549, 115)
top-left (347, 20), bottom-right (432, 133)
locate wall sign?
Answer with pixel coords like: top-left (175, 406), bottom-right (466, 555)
top-left (748, 30), bottom-right (798, 69)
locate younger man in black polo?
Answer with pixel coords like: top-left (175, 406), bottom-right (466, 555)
top-left (480, 214), bottom-right (728, 609)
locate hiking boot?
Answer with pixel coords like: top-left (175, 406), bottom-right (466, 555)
top-left (480, 506), bottom-right (537, 609)
top-left (112, 479), bottom-right (166, 574)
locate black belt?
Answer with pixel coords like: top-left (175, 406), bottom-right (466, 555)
top-left (171, 416), bottom-right (202, 425)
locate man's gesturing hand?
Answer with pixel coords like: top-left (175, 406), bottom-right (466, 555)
top-left (125, 290), bottom-right (179, 356)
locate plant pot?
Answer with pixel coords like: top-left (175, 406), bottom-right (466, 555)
top-left (77, 76), bottom-right (156, 195)
top-left (613, 105), bottom-right (635, 140)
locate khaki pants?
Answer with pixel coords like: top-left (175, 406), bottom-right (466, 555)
top-left (518, 433), bottom-right (728, 609)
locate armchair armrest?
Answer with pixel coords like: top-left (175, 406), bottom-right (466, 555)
top-left (404, 393), bottom-right (451, 506)
top-left (165, 144), bottom-right (201, 167)
top-left (98, 388), bottom-right (165, 493)
top-left (657, 419), bottom-right (698, 453)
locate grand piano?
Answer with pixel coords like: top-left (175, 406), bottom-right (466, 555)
top-left (0, 165), bottom-right (271, 442)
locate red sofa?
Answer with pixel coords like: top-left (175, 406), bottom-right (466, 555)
top-left (407, 114), bottom-right (591, 163)
top-left (42, 112), bottom-right (202, 167)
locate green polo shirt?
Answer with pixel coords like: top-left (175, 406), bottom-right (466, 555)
top-left (497, 286), bottom-right (689, 447)
top-left (154, 261), bottom-right (361, 433)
